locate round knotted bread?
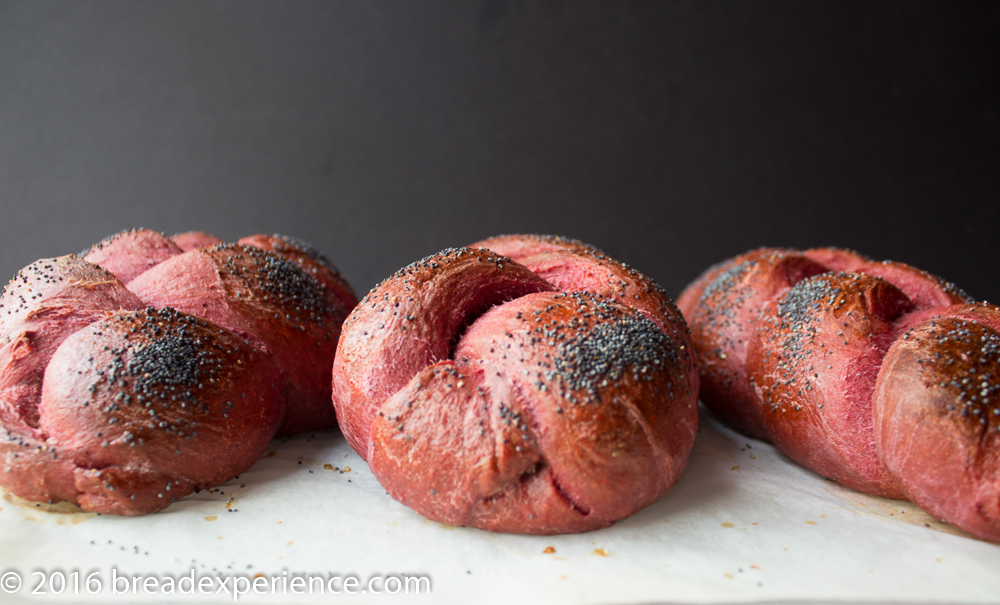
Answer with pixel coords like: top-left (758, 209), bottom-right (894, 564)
top-left (679, 247), bottom-right (1000, 542)
top-left (0, 228), bottom-right (355, 515)
top-left (332, 235), bottom-right (698, 534)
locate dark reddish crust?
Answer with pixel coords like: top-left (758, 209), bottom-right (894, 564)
top-left (517, 250), bottom-right (685, 329)
top-left (0, 256), bottom-right (144, 433)
top-left (332, 247), bottom-right (555, 456)
top-left (749, 273), bottom-right (913, 497)
top-left (682, 246), bottom-right (969, 444)
top-left (238, 234), bottom-right (358, 313)
top-left (476, 236), bottom-right (695, 379)
top-left (1, 231), bottom-right (353, 514)
top-left (81, 228), bottom-right (183, 285)
top-left (0, 256), bottom-right (145, 504)
top-left (675, 248), bottom-right (795, 319)
top-left (686, 250), bottom-right (828, 438)
top-left (5, 307), bottom-right (283, 515)
top-left (170, 231), bottom-right (223, 252)
top-left (683, 246), bottom-right (993, 541)
top-left (874, 303), bottom-right (1000, 542)
top-left (855, 261), bottom-right (970, 310)
top-left (470, 234), bottom-right (604, 264)
top-left (128, 243), bottom-right (348, 435)
top-left (335, 241), bottom-right (699, 534)
top-left (801, 247), bottom-right (870, 272)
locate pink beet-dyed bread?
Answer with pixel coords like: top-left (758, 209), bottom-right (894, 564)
top-left (170, 230), bottom-right (223, 252)
top-left (129, 243), bottom-right (354, 435)
top-left (81, 228), bottom-right (184, 285)
top-left (679, 247), bottom-right (1000, 543)
top-left (748, 272), bottom-right (914, 498)
top-left (238, 234), bottom-right (358, 312)
top-left (682, 249), bottom-right (829, 440)
top-left (470, 233), bottom-right (604, 263)
top-left (0, 229), bottom-right (355, 514)
top-left (873, 302), bottom-right (1000, 542)
top-left (38, 308), bottom-right (285, 515)
top-left (333, 236), bottom-right (698, 535)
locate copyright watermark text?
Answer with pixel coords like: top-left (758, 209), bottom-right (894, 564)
top-left (1, 568), bottom-right (430, 599)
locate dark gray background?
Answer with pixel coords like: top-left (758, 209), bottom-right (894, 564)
top-left (1, 1), bottom-right (997, 302)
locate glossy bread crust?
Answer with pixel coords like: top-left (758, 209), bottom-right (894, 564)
top-left (680, 246), bottom-right (1000, 541)
top-left (333, 247), bottom-right (555, 457)
top-left (749, 272), bottom-right (913, 497)
top-left (238, 233), bottom-right (358, 313)
top-left (0, 229), bottom-right (354, 514)
top-left (128, 242), bottom-right (355, 435)
top-left (0, 256), bottom-right (145, 434)
top-left (873, 303), bottom-right (1000, 541)
top-left (333, 236), bottom-right (698, 534)
top-left (684, 249), bottom-right (828, 439)
top-left (39, 308), bottom-right (284, 515)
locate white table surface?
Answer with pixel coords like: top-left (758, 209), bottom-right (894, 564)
top-left (2, 409), bottom-right (997, 604)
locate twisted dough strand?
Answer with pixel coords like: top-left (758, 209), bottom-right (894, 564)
top-left (333, 236), bottom-right (698, 534)
top-left (0, 228), bottom-right (355, 515)
top-left (680, 247), bottom-right (1000, 542)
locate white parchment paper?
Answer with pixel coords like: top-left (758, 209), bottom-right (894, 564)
top-left (2, 410), bottom-right (998, 604)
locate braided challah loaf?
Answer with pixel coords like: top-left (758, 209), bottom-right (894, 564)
top-left (679, 247), bottom-right (1000, 542)
top-left (332, 235), bottom-right (698, 534)
top-left (0, 229), bottom-right (356, 515)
